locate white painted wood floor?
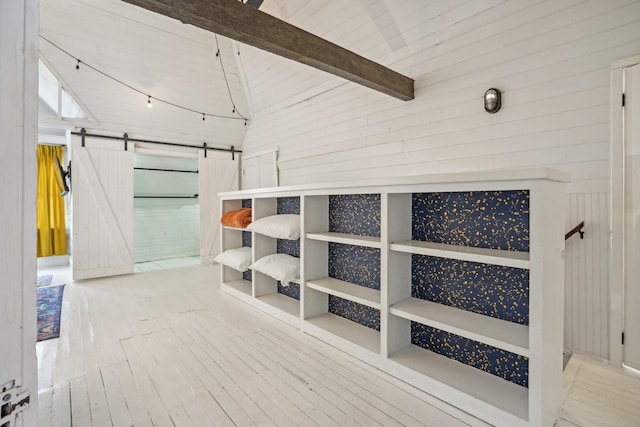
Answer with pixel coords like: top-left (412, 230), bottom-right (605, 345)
top-left (36, 263), bottom-right (640, 427)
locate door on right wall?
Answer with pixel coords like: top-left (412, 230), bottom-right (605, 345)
top-left (624, 63), bottom-right (640, 371)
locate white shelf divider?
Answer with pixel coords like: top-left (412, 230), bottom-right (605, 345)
top-left (390, 297), bottom-right (529, 357)
top-left (307, 277), bottom-right (381, 309)
top-left (388, 344), bottom-right (529, 422)
top-left (306, 232), bottom-right (381, 248)
top-left (390, 240), bottom-right (530, 269)
top-left (306, 312), bottom-right (380, 354)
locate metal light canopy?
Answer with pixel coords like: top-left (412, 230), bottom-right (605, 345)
top-left (484, 88), bottom-right (501, 113)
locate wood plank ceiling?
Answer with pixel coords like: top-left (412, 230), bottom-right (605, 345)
top-left (121, 0), bottom-right (414, 101)
top-left (39, 0), bottom-right (251, 146)
top-left (38, 0), bottom-right (415, 145)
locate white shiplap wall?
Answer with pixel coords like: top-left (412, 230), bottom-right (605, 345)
top-left (239, 0), bottom-right (639, 359)
top-left (564, 192), bottom-right (610, 359)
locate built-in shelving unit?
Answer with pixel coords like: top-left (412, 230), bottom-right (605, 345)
top-left (217, 169), bottom-right (566, 427)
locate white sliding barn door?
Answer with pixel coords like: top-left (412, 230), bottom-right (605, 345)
top-left (624, 64), bottom-right (640, 371)
top-left (72, 136), bottom-right (134, 280)
top-left (199, 150), bottom-right (239, 263)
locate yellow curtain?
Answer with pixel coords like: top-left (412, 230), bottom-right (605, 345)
top-left (37, 145), bottom-right (68, 257)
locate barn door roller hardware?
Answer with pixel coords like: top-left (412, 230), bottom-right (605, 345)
top-left (71, 129), bottom-right (241, 160)
top-left (122, 0), bottom-right (414, 101)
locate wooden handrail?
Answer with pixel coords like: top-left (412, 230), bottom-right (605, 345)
top-left (565, 221), bottom-right (585, 241)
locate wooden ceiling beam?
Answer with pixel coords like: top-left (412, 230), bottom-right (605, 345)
top-left (121, 0), bottom-right (414, 101)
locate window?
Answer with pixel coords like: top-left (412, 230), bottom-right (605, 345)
top-left (39, 60), bottom-right (87, 120)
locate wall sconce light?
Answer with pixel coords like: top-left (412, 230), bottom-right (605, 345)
top-left (484, 88), bottom-right (501, 113)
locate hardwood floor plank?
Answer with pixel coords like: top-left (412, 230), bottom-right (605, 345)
top-left (264, 323), bottom-right (476, 427)
top-left (100, 363), bottom-right (133, 427)
top-left (84, 368), bottom-right (114, 427)
top-left (50, 382), bottom-right (72, 427)
top-left (173, 311), bottom-right (327, 425)
top-left (114, 360), bottom-right (151, 424)
top-left (201, 316), bottom-right (349, 426)
top-left (133, 419), bottom-right (155, 427)
top-left (258, 325), bottom-right (455, 427)
top-left (38, 387), bottom-right (54, 427)
top-left (163, 322), bottom-right (278, 426)
top-left (168, 404), bottom-right (194, 427)
top-left (69, 376), bottom-right (93, 427)
top-left (120, 335), bottom-right (176, 427)
top-left (181, 394), bottom-right (236, 427)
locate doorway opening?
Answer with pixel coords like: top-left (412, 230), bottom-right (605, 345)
top-left (133, 153), bottom-right (201, 272)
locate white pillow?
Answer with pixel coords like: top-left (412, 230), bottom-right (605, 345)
top-left (246, 214), bottom-right (300, 240)
top-left (213, 247), bottom-right (252, 272)
top-left (250, 253), bottom-right (299, 287)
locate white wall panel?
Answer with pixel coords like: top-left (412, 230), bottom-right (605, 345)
top-left (241, 0), bottom-right (640, 188)
top-left (564, 192), bottom-right (610, 359)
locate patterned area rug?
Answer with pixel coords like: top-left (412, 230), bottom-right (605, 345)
top-left (37, 274), bottom-right (53, 287)
top-left (37, 284), bottom-right (65, 342)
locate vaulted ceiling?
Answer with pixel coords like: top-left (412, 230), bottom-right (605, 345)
top-left (39, 0), bottom-right (412, 147)
top-left (39, 0), bottom-right (251, 146)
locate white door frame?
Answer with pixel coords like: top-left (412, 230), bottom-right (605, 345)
top-left (610, 54), bottom-right (640, 367)
top-left (0, 0), bottom-right (39, 425)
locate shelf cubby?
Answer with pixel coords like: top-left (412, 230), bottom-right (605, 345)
top-left (303, 194), bottom-right (382, 354)
top-left (306, 277), bottom-right (381, 310)
top-left (388, 343), bottom-right (529, 422)
top-left (306, 312), bottom-right (381, 355)
top-left (389, 297), bottom-right (529, 357)
top-left (249, 196), bottom-right (301, 325)
top-left (220, 198), bottom-right (253, 302)
top-left (220, 278), bottom-right (252, 300)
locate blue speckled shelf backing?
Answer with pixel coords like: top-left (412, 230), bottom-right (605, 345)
top-left (329, 297), bottom-right (380, 331)
top-left (412, 190), bottom-right (529, 251)
top-left (411, 190), bottom-right (530, 387)
top-left (412, 323), bottom-right (528, 387)
top-left (329, 194), bottom-right (381, 236)
top-left (327, 242), bottom-right (381, 330)
top-left (412, 256), bottom-right (529, 325)
top-left (326, 194), bottom-right (381, 329)
top-left (276, 197), bottom-right (300, 300)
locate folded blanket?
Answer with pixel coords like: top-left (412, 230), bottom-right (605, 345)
top-left (221, 208), bottom-right (252, 228)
